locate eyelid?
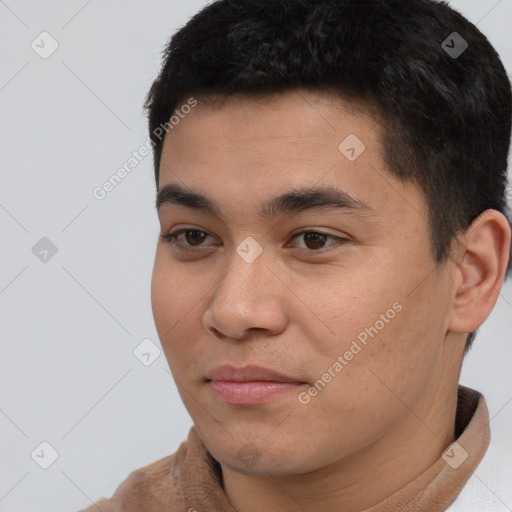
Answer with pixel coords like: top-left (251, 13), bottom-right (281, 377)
top-left (289, 227), bottom-right (346, 239)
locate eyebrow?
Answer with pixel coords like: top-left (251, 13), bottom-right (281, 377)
top-left (155, 183), bottom-right (376, 221)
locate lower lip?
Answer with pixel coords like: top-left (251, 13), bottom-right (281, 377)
top-left (208, 380), bottom-right (304, 405)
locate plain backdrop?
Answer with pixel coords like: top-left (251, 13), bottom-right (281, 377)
top-left (0, 1), bottom-right (511, 511)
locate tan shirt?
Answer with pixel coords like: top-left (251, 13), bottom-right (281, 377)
top-left (80, 385), bottom-right (489, 512)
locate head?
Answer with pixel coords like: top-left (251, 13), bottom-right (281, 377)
top-left (146, 0), bottom-right (511, 477)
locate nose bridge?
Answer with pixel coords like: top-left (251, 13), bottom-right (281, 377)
top-left (203, 245), bottom-right (287, 338)
top-left (220, 233), bottom-right (272, 294)
top-left (217, 246), bottom-right (272, 311)
top-left (228, 247), bottom-right (267, 295)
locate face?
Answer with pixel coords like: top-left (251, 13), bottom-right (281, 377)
top-left (151, 90), bottom-right (455, 476)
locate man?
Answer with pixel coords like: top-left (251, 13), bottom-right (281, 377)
top-left (80, 0), bottom-right (511, 510)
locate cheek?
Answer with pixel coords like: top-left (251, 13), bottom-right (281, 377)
top-left (151, 260), bottom-right (176, 334)
top-left (151, 253), bottom-right (201, 349)
top-left (150, 251), bottom-right (226, 382)
top-left (331, 285), bottom-right (445, 417)
top-left (306, 266), bottom-right (436, 398)
top-left (151, 249), bottom-right (202, 317)
top-left (300, 273), bottom-right (396, 359)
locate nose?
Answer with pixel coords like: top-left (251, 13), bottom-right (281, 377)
top-left (202, 250), bottom-right (288, 341)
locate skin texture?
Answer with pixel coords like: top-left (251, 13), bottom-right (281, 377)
top-left (151, 89), bottom-right (511, 512)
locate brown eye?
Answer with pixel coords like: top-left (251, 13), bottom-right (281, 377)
top-left (183, 230), bottom-right (207, 246)
top-left (161, 229), bottom-right (213, 248)
top-left (304, 232), bottom-right (328, 249)
top-left (292, 231), bottom-right (347, 251)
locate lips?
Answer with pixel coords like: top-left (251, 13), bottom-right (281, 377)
top-left (206, 365), bottom-right (306, 406)
top-left (205, 364), bottom-right (304, 383)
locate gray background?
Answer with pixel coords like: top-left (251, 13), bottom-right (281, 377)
top-left (0, 1), bottom-right (511, 511)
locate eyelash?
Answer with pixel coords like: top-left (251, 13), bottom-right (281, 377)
top-left (160, 229), bottom-right (350, 253)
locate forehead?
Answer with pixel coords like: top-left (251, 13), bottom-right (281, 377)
top-left (168, 90), bottom-right (379, 149)
top-left (158, 89), bottom-right (428, 232)
top-left (161, 91), bottom-right (379, 184)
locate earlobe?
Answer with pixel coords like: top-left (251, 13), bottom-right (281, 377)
top-left (448, 209), bottom-right (511, 334)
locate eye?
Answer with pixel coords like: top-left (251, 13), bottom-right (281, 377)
top-left (289, 230), bottom-right (349, 251)
top-left (160, 228), bottom-right (350, 253)
top-left (160, 229), bottom-right (216, 249)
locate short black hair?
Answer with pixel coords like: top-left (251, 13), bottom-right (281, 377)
top-left (144, 0), bottom-right (512, 354)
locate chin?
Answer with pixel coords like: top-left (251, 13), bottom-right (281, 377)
top-left (201, 430), bottom-right (315, 475)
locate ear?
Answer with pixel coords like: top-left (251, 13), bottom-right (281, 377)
top-left (448, 209), bottom-right (511, 334)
